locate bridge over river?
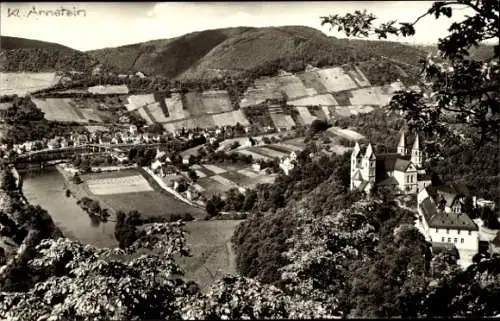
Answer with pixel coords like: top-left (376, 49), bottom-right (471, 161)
top-left (13, 142), bottom-right (168, 168)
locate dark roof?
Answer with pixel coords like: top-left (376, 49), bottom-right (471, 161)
top-left (376, 153), bottom-right (412, 172)
top-left (419, 197), bottom-right (478, 231)
top-left (417, 172), bottom-right (432, 181)
top-left (377, 176), bottom-right (399, 186)
top-left (492, 232), bottom-right (500, 246)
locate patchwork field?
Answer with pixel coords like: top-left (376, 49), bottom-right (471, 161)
top-left (0, 72), bottom-right (61, 96)
top-left (82, 169), bottom-right (205, 218)
top-left (177, 220), bottom-right (243, 291)
top-left (86, 175), bottom-right (154, 195)
top-left (162, 110), bottom-right (249, 132)
top-left (194, 163), bottom-right (278, 198)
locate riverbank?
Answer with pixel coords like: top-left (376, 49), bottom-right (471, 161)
top-left (22, 166), bottom-right (117, 248)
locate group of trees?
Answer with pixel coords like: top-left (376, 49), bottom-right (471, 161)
top-left (76, 197), bottom-right (111, 227)
top-left (0, 48), bottom-right (99, 73)
top-left (0, 95), bottom-right (84, 145)
top-left (128, 147), bottom-right (157, 167)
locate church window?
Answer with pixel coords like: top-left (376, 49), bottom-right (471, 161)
top-left (435, 228), bottom-right (438, 233)
top-left (457, 230), bottom-right (460, 235)
top-left (461, 238), bottom-right (464, 243)
top-left (446, 229), bottom-right (449, 234)
top-left (441, 237), bottom-right (445, 242)
top-left (454, 238), bottom-right (457, 243)
top-left (448, 238), bottom-right (451, 242)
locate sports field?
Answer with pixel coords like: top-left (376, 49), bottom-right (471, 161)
top-left (86, 175), bottom-right (154, 195)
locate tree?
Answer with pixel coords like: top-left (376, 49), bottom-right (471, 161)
top-left (321, 0), bottom-right (499, 144)
top-left (1, 168), bottom-right (17, 193)
top-left (0, 222), bottom-right (194, 321)
top-left (72, 173), bottom-right (83, 185)
top-left (307, 119), bottom-right (330, 137)
top-left (187, 168), bottom-right (198, 181)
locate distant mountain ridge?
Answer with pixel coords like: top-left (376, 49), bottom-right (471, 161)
top-left (0, 35), bottom-right (99, 72)
top-left (86, 26), bottom-right (428, 82)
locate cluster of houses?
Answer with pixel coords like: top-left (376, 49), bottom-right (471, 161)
top-left (349, 131), bottom-right (499, 268)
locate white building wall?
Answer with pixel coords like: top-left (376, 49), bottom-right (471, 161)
top-left (428, 228), bottom-right (478, 252)
top-left (393, 170), bottom-right (406, 190)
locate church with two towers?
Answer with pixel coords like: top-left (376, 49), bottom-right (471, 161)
top-left (350, 131), bottom-right (432, 194)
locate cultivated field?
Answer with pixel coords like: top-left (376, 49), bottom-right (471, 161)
top-left (347, 66), bottom-right (371, 87)
top-left (270, 113), bottom-right (296, 130)
top-left (294, 107), bottom-right (319, 125)
top-left (164, 93), bottom-right (185, 120)
top-left (86, 175), bottom-right (154, 195)
top-left (31, 97), bottom-right (86, 123)
top-left (247, 146), bottom-right (287, 159)
top-left (137, 107), bottom-right (155, 124)
top-left (212, 110), bottom-right (250, 126)
top-left (316, 67), bottom-right (359, 92)
top-left (275, 75), bottom-right (309, 99)
top-left (85, 125), bottom-right (110, 133)
top-left (349, 87), bottom-right (392, 106)
top-left (145, 102), bottom-right (170, 123)
top-left (327, 126), bottom-right (366, 141)
top-left (288, 93), bottom-right (338, 106)
top-left (125, 94), bottom-right (156, 111)
top-left (200, 90), bottom-right (233, 114)
top-left (0, 72), bottom-right (61, 96)
top-left (177, 220), bottom-right (243, 291)
top-left (88, 85), bottom-right (129, 95)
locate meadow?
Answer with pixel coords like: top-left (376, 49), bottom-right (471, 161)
top-left (81, 169), bottom-right (205, 218)
top-left (177, 220), bottom-right (244, 291)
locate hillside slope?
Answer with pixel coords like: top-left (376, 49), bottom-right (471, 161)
top-left (87, 26), bottom-right (427, 82)
top-left (0, 35), bottom-right (99, 72)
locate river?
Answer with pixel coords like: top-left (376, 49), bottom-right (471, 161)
top-left (21, 166), bottom-right (117, 248)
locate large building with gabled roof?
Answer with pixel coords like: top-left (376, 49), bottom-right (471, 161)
top-left (350, 131), bottom-right (432, 194)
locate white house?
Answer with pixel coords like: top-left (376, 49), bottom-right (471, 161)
top-left (130, 125), bottom-right (138, 136)
top-left (279, 151), bottom-right (297, 176)
top-left (417, 187), bottom-right (479, 267)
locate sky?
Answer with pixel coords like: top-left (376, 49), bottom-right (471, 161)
top-left (0, 1), bottom-right (477, 51)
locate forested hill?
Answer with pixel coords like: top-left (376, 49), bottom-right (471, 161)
top-left (87, 25), bottom-right (428, 82)
top-left (0, 35), bottom-right (99, 72)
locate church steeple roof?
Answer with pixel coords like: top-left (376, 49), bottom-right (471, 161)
top-left (412, 134), bottom-right (420, 151)
top-left (352, 141), bottom-right (360, 157)
top-left (365, 142), bottom-right (375, 159)
top-left (397, 132), bottom-right (405, 150)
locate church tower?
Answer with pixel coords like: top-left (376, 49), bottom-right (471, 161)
top-left (362, 142), bottom-right (376, 183)
top-left (397, 132), bottom-right (406, 156)
top-left (351, 141), bottom-right (360, 175)
top-left (411, 134), bottom-right (423, 168)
